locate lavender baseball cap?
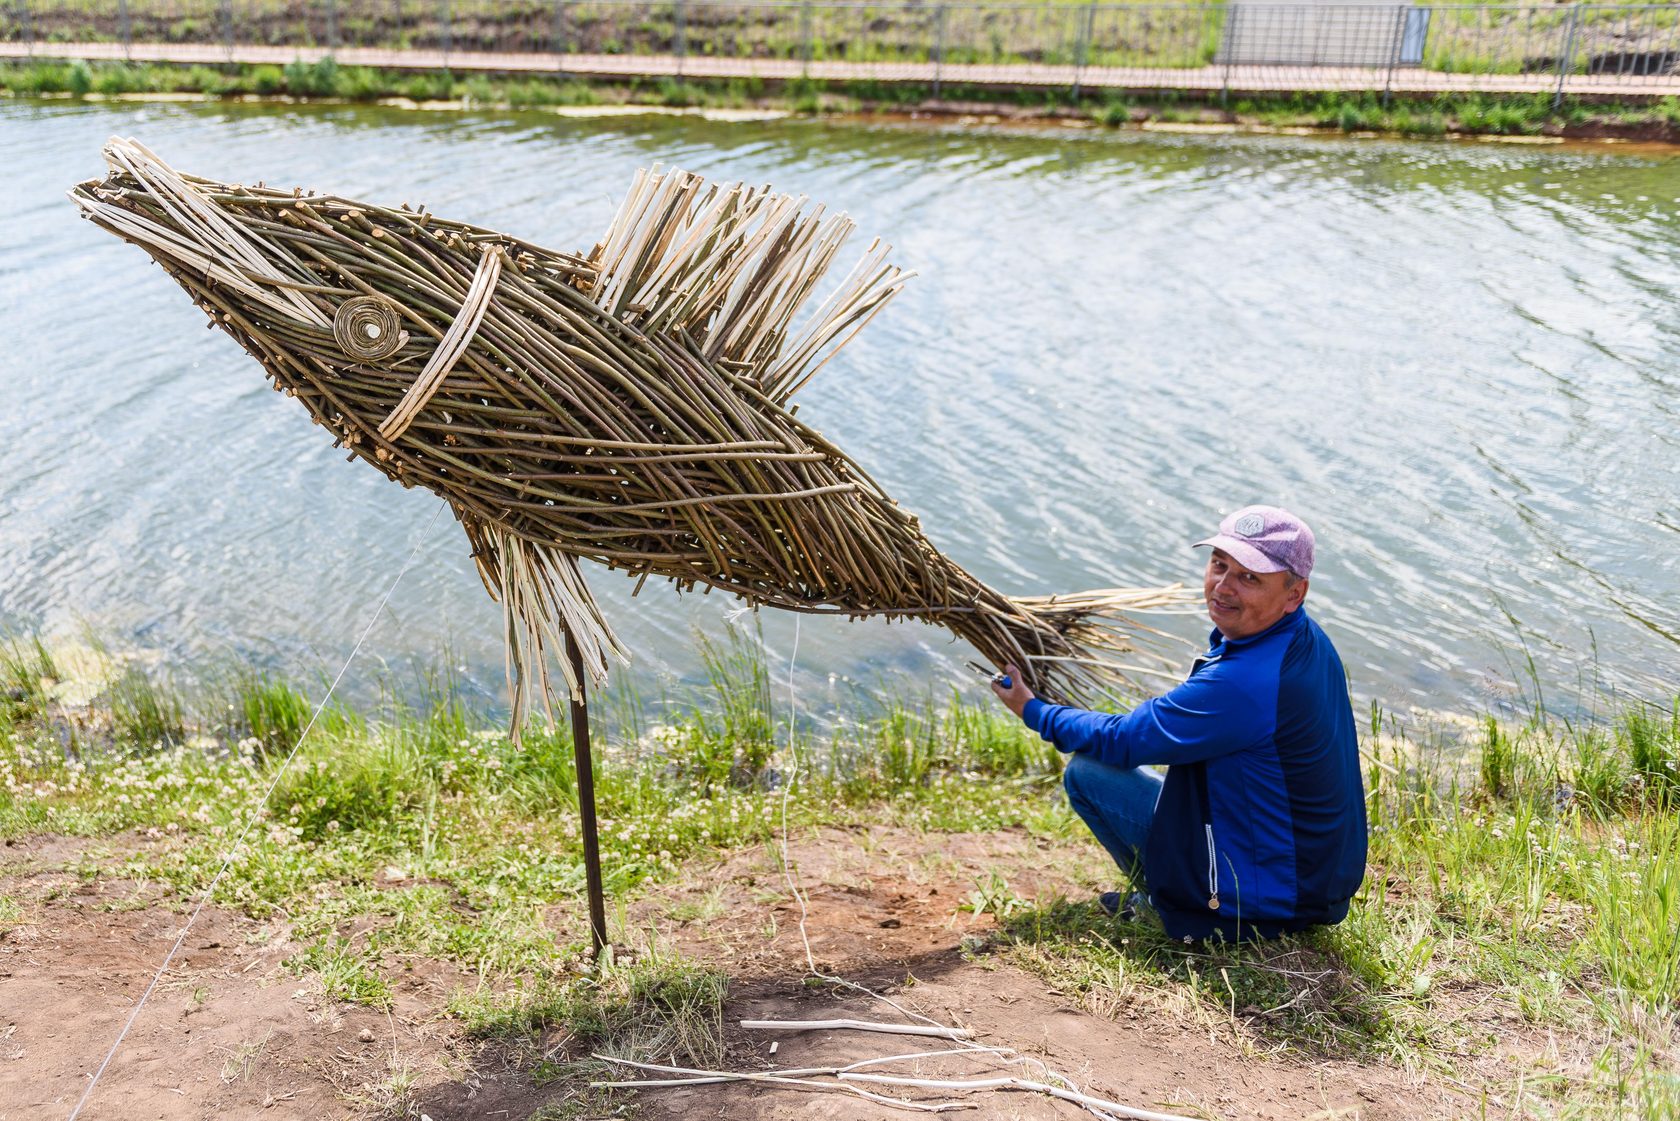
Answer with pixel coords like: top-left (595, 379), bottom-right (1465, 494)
top-left (1193, 505), bottom-right (1315, 579)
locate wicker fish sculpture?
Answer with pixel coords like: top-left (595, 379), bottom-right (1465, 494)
top-left (72, 137), bottom-right (1186, 731)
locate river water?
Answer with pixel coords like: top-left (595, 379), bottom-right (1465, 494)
top-left (4, 100), bottom-right (1678, 718)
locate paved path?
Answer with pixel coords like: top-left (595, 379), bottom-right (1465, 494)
top-left (6, 39), bottom-right (1677, 99)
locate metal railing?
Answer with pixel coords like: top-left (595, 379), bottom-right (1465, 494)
top-left (2, 1), bottom-right (1678, 100)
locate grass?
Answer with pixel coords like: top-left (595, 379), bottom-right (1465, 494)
top-left (2, 632), bottom-right (1677, 1113)
top-left (21, 0), bottom-right (1673, 80)
top-left (19, 0), bottom-right (1227, 67)
top-left (0, 628), bottom-right (1061, 994)
top-left (987, 698), bottom-right (1680, 1114)
top-left (7, 58), bottom-right (1678, 142)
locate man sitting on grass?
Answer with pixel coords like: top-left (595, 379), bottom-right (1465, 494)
top-left (991, 505), bottom-right (1366, 943)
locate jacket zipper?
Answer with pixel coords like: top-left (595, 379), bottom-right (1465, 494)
top-left (1194, 762), bottom-right (1220, 912)
top-left (1204, 823), bottom-right (1220, 911)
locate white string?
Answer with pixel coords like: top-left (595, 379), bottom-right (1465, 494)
top-left (772, 623), bottom-right (1120, 1121)
top-left (66, 500), bottom-right (447, 1121)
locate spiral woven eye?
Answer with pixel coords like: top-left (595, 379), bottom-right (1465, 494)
top-left (332, 296), bottom-right (405, 362)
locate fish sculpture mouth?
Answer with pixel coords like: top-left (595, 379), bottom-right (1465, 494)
top-left (71, 137), bottom-right (1190, 734)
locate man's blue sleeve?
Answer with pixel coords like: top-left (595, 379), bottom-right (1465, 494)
top-left (1021, 666), bottom-right (1268, 768)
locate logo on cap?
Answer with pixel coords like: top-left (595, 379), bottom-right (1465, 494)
top-left (1235, 513), bottom-right (1265, 537)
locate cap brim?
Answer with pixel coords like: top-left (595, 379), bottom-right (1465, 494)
top-left (1192, 535), bottom-right (1288, 574)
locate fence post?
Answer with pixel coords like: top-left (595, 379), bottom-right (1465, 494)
top-left (800, 0), bottom-right (811, 78)
top-left (327, 0), bottom-right (339, 49)
top-left (1072, 1), bottom-right (1095, 101)
top-left (220, 0), bottom-right (233, 61)
top-left (675, 0), bottom-right (686, 77)
top-left (439, 0), bottom-right (451, 68)
top-left (1382, 3), bottom-right (1405, 108)
top-left (1220, 4), bottom-right (1237, 106)
top-left (1554, 3), bottom-right (1580, 110)
top-left (118, 0), bottom-right (132, 61)
top-left (932, 3), bottom-right (946, 97)
top-left (552, 0), bottom-right (567, 70)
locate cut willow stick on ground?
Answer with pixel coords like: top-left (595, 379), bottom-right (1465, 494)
top-left (589, 1054), bottom-right (970, 1113)
top-left (591, 1044), bottom-right (1022, 1088)
top-left (839, 1073), bottom-right (1201, 1121)
top-left (591, 1050), bottom-right (1196, 1119)
top-left (71, 138), bottom-right (1195, 736)
top-left (739, 1018), bottom-right (977, 1039)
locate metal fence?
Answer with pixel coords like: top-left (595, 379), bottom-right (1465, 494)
top-left (2, 1), bottom-right (1678, 99)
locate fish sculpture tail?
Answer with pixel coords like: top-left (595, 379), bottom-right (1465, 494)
top-left (945, 579), bottom-right (1186, 709)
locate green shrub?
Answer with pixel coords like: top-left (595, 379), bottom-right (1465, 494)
top-left (250, 64), bottom-right (285, 95)
top-left (94, 64), bottom-right (145, 95)
top-left (1569, 723), bottom-right (1627, 815)
top-left (1480, 715), bottom-right (1514, 799)
top-left (6, 63), bottom-right (67, 93)
top-left (107, 665), bottom-right (186, 750)
top-left (272, 750), bottom-right (426, 838)
top-left (787, 76), bottom-right (823, 114)
top-left (0, 638), bottom-right (55, 729)
top-left (552, 79), bottom-right (599, 106)
top-left (237, 673), bottom-right (312, 760)
top-left (656, 78), bottom-right (700, 107)
top-left (399, 71), bottom-right (452, 101)
top-left (1622, 702), bottom-right (1680, 796)
top-left (284, 56), bottom-right (341, 97)
top-left (183, 65), bottom-right (225, 94)
top-left (67, 60), bottom-right (93, 97)
top-left (338, 65), bottom-right (387, 101)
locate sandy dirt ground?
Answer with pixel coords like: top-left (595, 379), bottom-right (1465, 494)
top-left (3, 827), bottom-right (1492, 1120)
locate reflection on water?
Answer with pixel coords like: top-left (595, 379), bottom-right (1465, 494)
top-left (3, 101), bottom-right (1678, 717)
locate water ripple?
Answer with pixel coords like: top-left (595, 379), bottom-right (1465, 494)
top-left (5, 100), bottom-right (1679, 713)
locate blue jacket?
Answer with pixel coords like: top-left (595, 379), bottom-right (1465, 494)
top-left (1023, 607), bottom-right (1366, 942)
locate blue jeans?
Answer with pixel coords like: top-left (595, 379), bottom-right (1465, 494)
top-left (1063, 753), bottom-right (1164, 887)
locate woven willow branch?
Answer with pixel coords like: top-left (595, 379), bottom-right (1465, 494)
top-left (71, 137), bottom-right (1191, 734)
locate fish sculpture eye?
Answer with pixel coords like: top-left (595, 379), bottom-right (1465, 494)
top-left (333, 295), bottom-right (406, 362)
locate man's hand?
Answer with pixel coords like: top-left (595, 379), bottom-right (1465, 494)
top-left (990, 663), bottom-right (1035, 720)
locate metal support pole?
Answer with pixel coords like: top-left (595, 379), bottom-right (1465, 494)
top-left (439, 0), bottom-right (451, 68)
top-left (21, 0), bottom-right (33, 58)
top-left (1221, 3), bottom-right (1237, 107)
top-left (566, 633), bottom-right (609, 958)
top-left (674, 0), bottom-right (685, 78)
top-left (1554, 4), bottom-right (1580, 110)
top-left (1072, 1), bottom-right (1094, 101)
top-left (119, 0), bottom-right (132, 61)
top-left (800, 0), bottom-right (811, 77)
top-left (327, 0), bottom-right (339, 49)
top-left (553, 0), bottom-right (567, 70)
top-left (220, 0), bottom-right (233, 61)
top-left (932, 3), bottom-right (946, 98)
top-left (1382, 3), bottom-right (1405, 109)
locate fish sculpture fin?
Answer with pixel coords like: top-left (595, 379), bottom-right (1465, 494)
top-left (588, 166), bottom-right (911, 404)
top-left (464, 517), bottom-right (627, 741)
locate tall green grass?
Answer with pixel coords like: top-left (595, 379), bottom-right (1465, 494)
top-left (998, 696), bottom-right (1680, 1114)
top-left (3, 633), bottom-right (1677, 1112)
